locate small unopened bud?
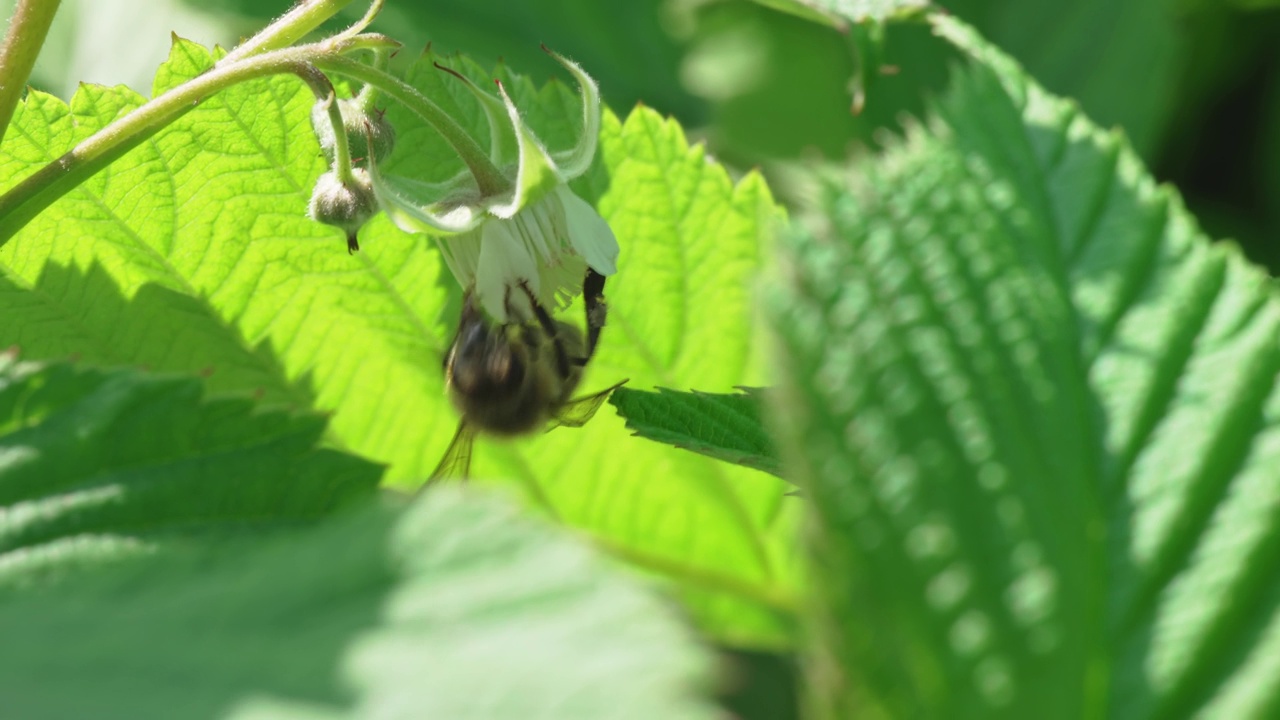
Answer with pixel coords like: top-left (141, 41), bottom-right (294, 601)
top-left (311, 98), bottom-right (396, 166)
top-left (308, 168), bottom-right (377, 253)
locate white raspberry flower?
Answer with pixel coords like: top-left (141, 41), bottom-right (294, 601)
top-left (369, 49), bottom-right (618, 321)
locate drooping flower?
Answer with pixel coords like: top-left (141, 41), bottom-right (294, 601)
top-left (368, 49), bottom-right (618, 322)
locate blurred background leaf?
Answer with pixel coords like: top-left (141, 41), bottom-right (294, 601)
top-left (1, 484), bottom-right (718, 720)
top-left (770, 13), bottom-right (1280, 717)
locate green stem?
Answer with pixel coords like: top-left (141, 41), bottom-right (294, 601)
top-left (315, 56), bottom-right (509, 196)
top-left (294, 66), bottom-right (355, 186)
top-left (0, 37), bottom-right (392, 244)
top-left (324, 93), bottom-right (356, 185)
top-left (353, 48), bottom-right (390, 112)
top-left (331, 0), bottom-right (386, 43)
top-left (218, 0), bottom-right (358, 65)
top-left (0, 0), bottom-right (62, 147)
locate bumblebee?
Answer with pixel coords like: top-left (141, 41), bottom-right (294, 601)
top-left (426, 269), bottom-right (624, 483)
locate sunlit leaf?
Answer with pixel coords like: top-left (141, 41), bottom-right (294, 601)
top-left (0, 39), bottom-right (795, 648)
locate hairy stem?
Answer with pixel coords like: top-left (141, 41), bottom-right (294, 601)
top-left (218, 0), bottom-right (359, 65)
top-left (0, 36), bottom-right (393, 244)
top-left (0, 0), bottom-right (62, 147)
top-left (295, 67), bottom-right (356, 186)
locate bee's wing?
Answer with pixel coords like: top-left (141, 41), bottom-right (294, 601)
top-left (425, 421), bottom-right (478, 487)
top-left (550, 379), bottom-right (629, 429)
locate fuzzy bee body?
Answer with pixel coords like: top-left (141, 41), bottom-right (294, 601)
top-left (427, 270), bottom-right (622, 483)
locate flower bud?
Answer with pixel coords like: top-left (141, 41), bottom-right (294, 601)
top-left (310, 98), bottom-right (396, 166)
top-left (308, 168), bottom-right (377, 253)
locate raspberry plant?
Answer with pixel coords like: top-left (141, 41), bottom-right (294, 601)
top-left (3, 1), bottom-right (1280, 718)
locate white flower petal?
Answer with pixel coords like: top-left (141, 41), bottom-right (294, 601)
top-left (538, 253), bottom-right (588, 311)
top-left (436, 231), bottom-right (482, 289)
top-left (476, 218), bottom-right (541, 321)
top-left (514, 196), bottom-right (558, 263)
top-left (556, 185), bottom-right (619, 275)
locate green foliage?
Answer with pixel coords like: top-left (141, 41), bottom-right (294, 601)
top-left (690, 0), bottom-right (1186, 174)
top-left (610, 387), bottom-right (781, 479)
top-left (945, 0), bottom-right (1183, 159)
top-left (0, 355), bottom-right (378, 589)
top-left (0, 482), bottom-right (716, 719)
top-left (769, 13), bottom-right (1280, 718)
top-left (3, 1), bottom-right (1279, 717)
top-left (0, 357), bottom-right (713, 718)
top-left (0, 37), bottom-right (795, 648)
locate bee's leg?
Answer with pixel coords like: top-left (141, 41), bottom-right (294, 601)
top-left (517, 282), bottom-right (572, 381)
top-left (501, 285), bottom-right (521, 322)
top-left (582, 268), bottom-right (608, 362)
top-left (503, 284), bottom-right (548, 356)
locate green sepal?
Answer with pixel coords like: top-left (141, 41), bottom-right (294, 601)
top-left (544, 48), bottom-right (602, 179)
top-left (484, 80), bottom-right (563, 220)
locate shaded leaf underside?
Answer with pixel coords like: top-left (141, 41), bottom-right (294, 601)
top-left (0, 356), bottom-right (378, 588)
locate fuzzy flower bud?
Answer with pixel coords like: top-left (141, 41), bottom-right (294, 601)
top-left (310, 97), bottom-right (396, 166)
top-left (308, 168), bottom-right (377, 253)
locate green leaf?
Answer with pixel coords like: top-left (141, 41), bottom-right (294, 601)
top-left (769, 13), bottom-right (1280, 718)
top-left (609, 387), bottom-right (781, 479)
top-left (474, 106), bottom-right (798, 648)
top-left (942, 0), bottom-right (1183, 159)
top-left (0, 487), bottom-right (717, 719)
top-left (699, 0), bottom-right (1183, 169)
top-left (0, 354), bottom-right (379, 588)
top-left (0, 40), bottom-right (795, 647)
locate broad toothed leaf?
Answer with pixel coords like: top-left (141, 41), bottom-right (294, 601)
top-left (0, 355), bottom-right (379, 588)
top-left (610, 387), bottom-right (781, 480)
top-left (0, 39), bottom-right (794, 647)
top-left (769, 14), bottom-right (1280, 718)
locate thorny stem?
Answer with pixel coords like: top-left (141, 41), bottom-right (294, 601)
top-left (0, 35), bottom-right (394, 245)
top-left (0, 0), bottom-right (62, 148)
